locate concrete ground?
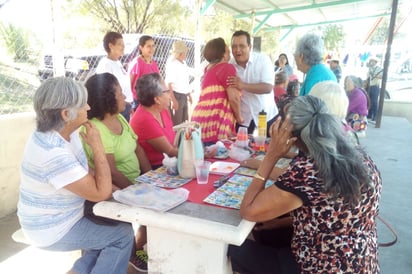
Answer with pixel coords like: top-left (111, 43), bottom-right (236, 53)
top-left (0, 116), bottom-right (411, 273)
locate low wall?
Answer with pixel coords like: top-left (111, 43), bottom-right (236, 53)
top-left (0, 101), bottom-right (411, 219)
top-left (383, 100), bottom-right (412, 123)
top-left (0, 113), bottom-right (35, 218)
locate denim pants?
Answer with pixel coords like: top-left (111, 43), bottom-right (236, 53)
top-left (43, 217), bottom-right (134, 274)
top-left (368, 85), bottom-right (380, 120)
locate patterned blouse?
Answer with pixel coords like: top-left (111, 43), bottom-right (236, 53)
top-left (275, 151), bottom-right (382, 273)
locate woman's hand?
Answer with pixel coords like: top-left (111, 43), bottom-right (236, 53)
top-left (80, 122), bottom-right (104, 151)
top-left (267, 116), bottom-right (297, 159)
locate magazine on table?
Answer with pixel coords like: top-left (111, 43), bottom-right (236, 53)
top-left (113, 183), bottom-right (189, 212)
top-left (203, 174), bottom-right (274, 209)
top-left (134, 166), bottom-right (192, 188)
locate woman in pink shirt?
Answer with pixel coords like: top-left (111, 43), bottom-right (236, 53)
top-left (129, 35), bottom-right (160, 110)
top-left (130, 73), bottom-right (178, 169)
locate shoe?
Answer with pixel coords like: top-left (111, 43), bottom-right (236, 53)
top-left (129, 250), bottom-right (148, 272)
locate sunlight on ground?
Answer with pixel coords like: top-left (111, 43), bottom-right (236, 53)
top-left (0, 246), bottom-right (80, 274)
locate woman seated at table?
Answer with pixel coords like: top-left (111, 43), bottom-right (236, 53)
top-left (83, 73), bottom-right (151, 189)
top-left (344, 75), bottom-right (369, 136)
top-left (191, 37), bottom-right (243, 145)
top-left (130, 73), bottom-right (178, 169)
top-left (228, 95), bottom-right (381, 274)
top-left (82, 72), bottom-right (151, 272)
top-left (17, 77), bottom-right (134, 274)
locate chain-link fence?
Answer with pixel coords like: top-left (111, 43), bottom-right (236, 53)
top-left (0, 2), bottom-right (202, 115)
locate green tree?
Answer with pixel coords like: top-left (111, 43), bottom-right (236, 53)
top-left (0, 23), bottom-right (30, 62)
top-left (73, 0), bottom-right (191, 34)
top-left (321, 24), bottom-right (345, 52)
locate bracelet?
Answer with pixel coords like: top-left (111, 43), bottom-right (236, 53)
top-left (253, 173), bottom-right (266, 181)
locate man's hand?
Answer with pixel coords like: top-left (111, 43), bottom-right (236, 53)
top-left (227, 76), bottom-right (243, 90)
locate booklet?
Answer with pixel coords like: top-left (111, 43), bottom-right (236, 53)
top-left (113, 183), bottom-right (189, 212)
top-left (203, 174), bottom-right (274, 209)
top-left (134, 166), bottom-right (192, 188)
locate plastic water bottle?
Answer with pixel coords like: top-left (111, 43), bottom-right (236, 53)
top-left (258, 109), bottom-right (267, 137)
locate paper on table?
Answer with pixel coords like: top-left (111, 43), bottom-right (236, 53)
top-left (113, 183), bottom-right (189, 212)
top-left (209, 161), bottom-right (240, 175)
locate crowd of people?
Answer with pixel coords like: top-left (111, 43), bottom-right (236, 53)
top-left (17, 30), bottom-right (382, 274)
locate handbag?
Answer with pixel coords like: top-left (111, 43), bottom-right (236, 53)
top-left (173, 122), bottom-right (204, 178)
top-left (346, 113), bottom-right (368, 132)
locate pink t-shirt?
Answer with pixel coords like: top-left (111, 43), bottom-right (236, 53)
top-left (129, 57), bottom-right (160, 100)
top-left (130, 106), bottom-right (175, 167)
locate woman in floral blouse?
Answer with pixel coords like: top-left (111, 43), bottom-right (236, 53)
top-left (228, 95), bottom-right (381, 274)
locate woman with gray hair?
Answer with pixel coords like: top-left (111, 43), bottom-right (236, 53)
top-left (130, 73), bottom-right (178, 169)
top-left (345, 75), bottom-right (369, 135)
top-left (228, 95), bottom-right (381, 273)
top-left (17, 77), bottom-right (134, 273)
top-left (294, 33), bottom-right (337, 95)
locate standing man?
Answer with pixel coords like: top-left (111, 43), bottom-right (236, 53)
top-left (165, 41), bottom-right (193, 125)
top-left (228, 30), bottom-right (277, 135)
top-left (329, 59), bottom-right (342, 83)
top-left (367, 56), bottom-right (383, 122)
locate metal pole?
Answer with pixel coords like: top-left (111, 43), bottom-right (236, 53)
top-left (376, 0), bottom-right (398, 128)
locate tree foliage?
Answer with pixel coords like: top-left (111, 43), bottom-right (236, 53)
top-left (321, 24), bottom-right (345, 52)
top-left (0, 22), bottom-right (30, 62)
top-left (75, 0), bottom-right (191, 34)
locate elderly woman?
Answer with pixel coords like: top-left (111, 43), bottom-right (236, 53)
top-left (17, 77), bottom-right (134, 274)
top-left (95, 31), bottom-right (133, 121)
top-left (294, 33), bottom-right (337, 96)
top-left (228, 95), bottom-right (381, 273)
top-left (130, 73), bottom-right (178, 169)
top-left (191, 37), bottom-right (243, 145)
top-left (310, 80), bottom-right (359, 144)
top-left (344, 75), bottom-right (369, 135)
top-left (165, 40), bottom-right (193, 125)
top-left (274, 53), bottom-right (293, 76)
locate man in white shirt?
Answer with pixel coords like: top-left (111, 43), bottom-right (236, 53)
top-left (165, 41), bottom-right (193, 125)
top-left (228, 30), bottom-right (277, 136)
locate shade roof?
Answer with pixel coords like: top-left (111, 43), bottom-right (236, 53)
top-left (205, 0), bottom-right (406, 35)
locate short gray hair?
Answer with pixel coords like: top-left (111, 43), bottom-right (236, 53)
top-left (288, 95), bottom-right (370, 205)
top-left (295, 33), bottom-right (324, 66)
top-left (310, 81), bottom-right (348, 119)
top-left (136, 73), bottom-right (163, 106)
top-left (34, 77), bottom-right (87, 132)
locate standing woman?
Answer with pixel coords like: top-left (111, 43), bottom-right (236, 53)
top-left (17, 77), bottom-right (134, 274)
top-left (191, 37), bottom-right (243, 145)
top-left (274, 53), bottom-right (293, 77)
top-left (294, 33), bottom-right (337, 96)
top-left (95, 31), bottom-right (133, 121)
top-left (129, 35), bottom-right (161, 110)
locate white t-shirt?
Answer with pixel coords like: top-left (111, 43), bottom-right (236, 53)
top-left (95, 57), bottom-right (133, 103)
top-left (230, 52), bottom-right (278, 126)
top-left (165, 57), bottom-right (192, 95)
top-left (17, 130), bottom-right (88, 247)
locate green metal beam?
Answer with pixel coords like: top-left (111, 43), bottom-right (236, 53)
top-left (253, 13), bottom-right (272, 34)
top-left (234, 0), bottom-right (369, 19)
top-left (263, 12), bottom-right (390, 32)
top-left (280, 28), bottom-right (294, 42)
top-left (200, 0), bottom-right (216, 16)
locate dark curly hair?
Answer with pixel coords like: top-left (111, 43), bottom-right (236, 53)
top-left (85, 73), bottom-right (120, 120)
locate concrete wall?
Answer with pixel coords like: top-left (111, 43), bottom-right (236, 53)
top-left (0, 100), bottom-right (411, 219)
top-left (0, 113), bottom-right (36, 218)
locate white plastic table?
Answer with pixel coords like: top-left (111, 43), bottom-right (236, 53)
top-left (94, 200), bottom-right (255, 274)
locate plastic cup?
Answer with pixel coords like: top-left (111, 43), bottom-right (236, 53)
top-left (194, 160), bottom-right (211, 184)
top-left (236, 126), bottom-right (249, 147)
top-left (254, 136), bottom-right (266, 152)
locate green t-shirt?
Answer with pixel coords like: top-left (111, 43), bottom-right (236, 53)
top-left (82, 114), bottom-right (140, 182)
